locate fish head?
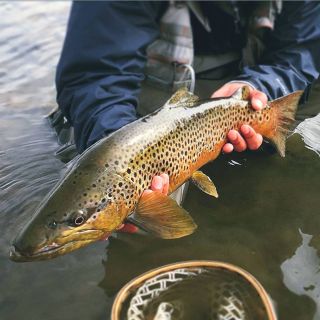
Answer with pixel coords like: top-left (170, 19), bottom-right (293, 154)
top-left (10, 165), bottom-right (130, 262)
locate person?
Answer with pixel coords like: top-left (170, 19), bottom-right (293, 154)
top-left (54, 1), bottom-right (320, 231)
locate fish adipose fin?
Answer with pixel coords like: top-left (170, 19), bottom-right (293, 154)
top-left (191, 171), bottom-right (218, 198)
top-left (132, 191), bottom-right (197, 239)
top-left (268, 90), bottom-right (304, 157)
top-left (231, 86), bottom-right (251, 101)
top-left (166, 87), bottom-right (199, 108)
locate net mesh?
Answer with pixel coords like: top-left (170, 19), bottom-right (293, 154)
top-left (126, 267), bottom-right (270, 320)
top-left (127, 268), bottom-right (204, 320)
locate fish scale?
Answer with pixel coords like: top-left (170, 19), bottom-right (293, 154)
top-left (10, 87), bottom-right (303, 261)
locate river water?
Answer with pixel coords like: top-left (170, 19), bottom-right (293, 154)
top-left (0, 3), bottom-right (320, 320)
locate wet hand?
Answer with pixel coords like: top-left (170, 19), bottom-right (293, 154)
top-left (212, 82), bottom-right (267, 153)
top-left (118, 174), bottom-right (170, 234)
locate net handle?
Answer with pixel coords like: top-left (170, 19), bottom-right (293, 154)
top-left (111, 260), bottom-right (277, 320)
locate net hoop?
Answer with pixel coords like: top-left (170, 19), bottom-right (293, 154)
top-left (111, 260), bottom-right (277, 320)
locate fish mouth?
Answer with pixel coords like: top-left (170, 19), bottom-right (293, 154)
top-left (10, 229), bottom-right (111, 262)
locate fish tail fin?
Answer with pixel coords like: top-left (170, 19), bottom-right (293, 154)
top-left (268, 90), bottom-right (303, 157)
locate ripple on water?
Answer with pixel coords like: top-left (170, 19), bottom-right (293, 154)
top-left (0, 2), bottom-right (70, 109)
top-left (0, 108), bottom-right (66, 249)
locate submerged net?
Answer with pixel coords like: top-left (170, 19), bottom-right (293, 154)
top-left (112, 262), bottom-right (276, 320)
top-left (127, 268), bottom-right (203, 320)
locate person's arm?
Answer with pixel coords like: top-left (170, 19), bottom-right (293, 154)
top-left (212, 1), bottom-right (320, 153)
top-left (234, 1), bottom-right (320, 101)
top-left (56, 2), bottom-right (163, 152)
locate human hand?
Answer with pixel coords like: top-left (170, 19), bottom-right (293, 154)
top-left (118, 174), bottom-right (170, 233)
top-left (212, 82), bottom-right (267, 153)
top-left (142, 173), bottom-right (169, 196)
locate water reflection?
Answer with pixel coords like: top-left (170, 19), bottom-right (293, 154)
top-left (281, 230), bottom-right (320, 320)
top-left (295, 114), bottom-right (320, 156)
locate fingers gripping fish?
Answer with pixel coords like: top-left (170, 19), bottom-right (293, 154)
top-left (10, 86), bottom-right (303, 261)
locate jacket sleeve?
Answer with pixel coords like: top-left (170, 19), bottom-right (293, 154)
top-left (234, 1), bottom-right (320, 101)
top-left (56, 2), bottom-right (163, 152)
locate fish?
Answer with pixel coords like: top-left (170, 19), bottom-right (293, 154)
top-left (10, 86), bottom-right (303, 261)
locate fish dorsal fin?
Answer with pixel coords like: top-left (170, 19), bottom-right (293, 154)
top-left (231, 86), bottom-right (251, 101)
top-left (191, 171), bottom-right (219, 198)
top-left (132, 191), bottom-right (197, 239)
top-left (166, 87), bottom-right (199, 108)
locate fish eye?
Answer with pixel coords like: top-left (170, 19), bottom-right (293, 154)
top-left (68, 209), bottom-right (88, 227)
top-left (74, 215), bottom-right (85, 226)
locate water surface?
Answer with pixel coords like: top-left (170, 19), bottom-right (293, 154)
top-left (0, 3), bottom-right (320, 320)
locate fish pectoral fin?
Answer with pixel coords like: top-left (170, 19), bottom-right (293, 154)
top-left (231, 86), bottom-right (251, 101)
top-left (132, 191), bottom-right (197, 239)
top-left (166, 87), bottom-right (199, 108)
top-left (191, 171), bottom-right (219, 198)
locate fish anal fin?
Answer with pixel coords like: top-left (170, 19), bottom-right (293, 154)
top-left (167, 87), bottom-right (199, 108)
top-left (268, 90), bottom-right (304, 157)
top-left (133, 191), bottom-right (197, 239)
top-left (191, 171), bottom-right (219, 198)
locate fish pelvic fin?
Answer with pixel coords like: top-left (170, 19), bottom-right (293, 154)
top-left (191, 171), bottom-right (218, 198)
top-left (268, 90), bottom-right (304, 157)
top-left (132, 191), bottom-right (197, 239)
top-left (166, 87), bottom-right (199, 108)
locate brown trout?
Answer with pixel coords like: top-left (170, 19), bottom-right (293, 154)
top-left (10, 86), bottom-right (303, 261)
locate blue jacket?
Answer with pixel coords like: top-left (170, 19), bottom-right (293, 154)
top-left (56, 1), bottom-right (320, 153)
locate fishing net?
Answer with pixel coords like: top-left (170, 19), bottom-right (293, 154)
top-left (127, 268), bottom-right (203, 319)
top-left (111, 261), bottom-right (277, 320)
